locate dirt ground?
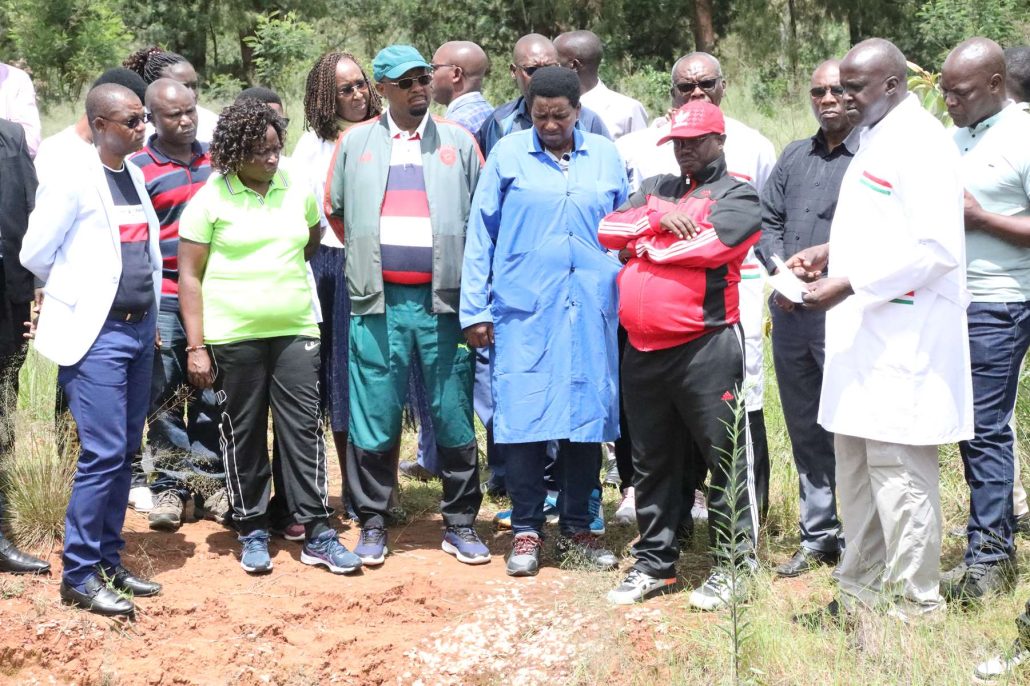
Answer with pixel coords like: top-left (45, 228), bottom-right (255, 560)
top-left (0, 486), bottom-right (676, 686)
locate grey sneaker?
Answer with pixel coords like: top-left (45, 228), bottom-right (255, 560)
top-left (506, 532), bottom-right (542, 577)
top-left (557, 532), bottom-right (618, 570)
top-left (196, 487), bottom-right (231, 524)
top-left (148, 490), bottom-right (185, 531)
top-left (942, 560), bottom-right (1017, 605)
top-left (941, 560), bottom-right (968, 583)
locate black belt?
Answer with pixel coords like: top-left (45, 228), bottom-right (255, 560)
top-left (107, 308), bottom-right (149, 323)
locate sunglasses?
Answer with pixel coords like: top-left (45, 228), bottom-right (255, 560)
top-left (809, 85), bottom-right (845, 98)
top-left (98, 113), bottom-right (151, 129)
top-left (337, 79), bottom-right (369, 96)
top-left (516, 63), bottom-right (558, 77)
top-left (385, 73), bottom-right (432, 90)
top-left (674, 78), bottom-right (720, 94)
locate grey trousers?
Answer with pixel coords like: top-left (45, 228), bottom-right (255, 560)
top-left (770, 305), bottom-right (840, 552)
top-left (834, 434), bottom-right (944, 616)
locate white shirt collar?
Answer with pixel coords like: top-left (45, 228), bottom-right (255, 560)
top-left (386, 109), bottom-right (430, 139)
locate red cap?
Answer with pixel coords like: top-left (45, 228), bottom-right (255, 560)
top-left (656, 101), bottom-right (725, 146)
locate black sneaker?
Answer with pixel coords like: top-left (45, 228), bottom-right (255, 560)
top-left (793, 599), bottom-right (853, 631)
top-left (942, 560), bottom-right (1017, 605)
top-left (774, 548), bottom-right (839, 578)
top-left (1016, 513), bottom-right (1030, 539)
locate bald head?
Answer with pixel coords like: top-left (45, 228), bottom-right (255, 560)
top-left (144, 77), bottom-right (192, 110)
top-left (1005, 46), bottom-right (1030, 103)
top-left (513, 33), bottom-right (558, 64)
top-left (432, 41), bottom-right (489, 105)
top-left (85, 83), bottom-right (140, 129)
top-left (941, 37), bottom-right (1007, 127)
top-left (670, 52), bottom-right (726, 107)
top-left (85, 83), bottom-right (146, 160)
top-left (511, 33), bottom-right (560, 97)
top-left (839, 38), bottom-right (908, 128)
top-left (554, 30), bottom-right (603, 84)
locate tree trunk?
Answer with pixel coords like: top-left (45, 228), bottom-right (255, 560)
top-left (786, 0), bottom-right (799, 80)
top-left (692, 0), bottom-right (716, 53)
top-left (239, 27), bottom-right (255, 85)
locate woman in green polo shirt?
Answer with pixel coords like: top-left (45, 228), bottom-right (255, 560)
top-left (178, 98), bottom-right (361, 576)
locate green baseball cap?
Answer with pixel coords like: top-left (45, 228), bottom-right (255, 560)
top-left (372, 45), bottom-right (432, 82)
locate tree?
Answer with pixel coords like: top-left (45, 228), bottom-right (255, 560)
top-left (3, 0), bottom-right (131, 103)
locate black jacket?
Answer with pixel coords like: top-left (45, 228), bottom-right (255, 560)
top-left (0, 118), bottom-right (37, 303)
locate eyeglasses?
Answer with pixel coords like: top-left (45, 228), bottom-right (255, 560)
top-left (385, 74), bottom-right (432, 90)
top-left (98, 113), bottom-right (150, 129)
top-left (337, 79), bottom-right (369, 96)
top-left (516, 63), bottom-right (558, 77)
top-left (674, 78), bottom-right (721, 94)
top-left (673, 134), bottom-right (717, 148)
top-left (809, 85), bottom-right (845, 98)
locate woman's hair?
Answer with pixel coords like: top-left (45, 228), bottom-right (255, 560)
top-left (123, 46), bottom-right (192, 84)
top-left (527, 66), bottom-right (582, 107)
top-left (235, 86), bottom-right (282, 106)
top-left (303, 52), bottom-right (382, 142)
top-left (209, 99), bottom-right (285, 175)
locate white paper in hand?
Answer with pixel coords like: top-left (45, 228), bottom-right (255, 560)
top-left (769, 255), bottom-right (809, 304)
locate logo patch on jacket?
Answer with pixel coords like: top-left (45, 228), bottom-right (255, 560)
top-left (439, 145), bottom-right (457, 166)
top-left (859, 170), bottom-right (893, 196)
top-left (359, 151), bottom-right (373, 164)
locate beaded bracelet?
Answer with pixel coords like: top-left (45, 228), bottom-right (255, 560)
top-left (184, 344), bottom-right (206, 353)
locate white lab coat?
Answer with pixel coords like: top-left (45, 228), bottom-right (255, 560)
top-left (818, 94), bottom-right (973, 445)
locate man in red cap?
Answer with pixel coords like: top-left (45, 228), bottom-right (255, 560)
top-left (599, 101), bottom-right (762, 608)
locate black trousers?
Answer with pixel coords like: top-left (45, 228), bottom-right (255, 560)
top-left (347, 440), bottom-right (481, 529)
top-left (209, 336), bottom-right (333, 536)
top-left (623, 325), bottom-right (758, 579)
top-left (0, 267), bottom-right (29, 455)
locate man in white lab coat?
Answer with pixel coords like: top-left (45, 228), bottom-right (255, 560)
top-left (789, 38), bottom-right (972, 624)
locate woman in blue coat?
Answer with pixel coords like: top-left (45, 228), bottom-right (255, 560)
top-left (460, 67), bottom-right (628, 576)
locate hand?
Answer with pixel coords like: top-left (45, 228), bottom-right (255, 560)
top-left (963, 190), bottom-right (984, 231)
top-left (23, 292), bottom-right (43, 340)
top-left (463, 322), bottom-right (494, 348)
top-left (784, 244), bottom-right (829, 282)
top-left (187, 348), bottom-right (215, 389)
top-left (618, 247), bottom-right (633, 264)
top-left (658, 211), bottom-right (702, 240)
top-left (771, 291), bottom-right (796, 312)
top-left (801, 277), bottom-right (853, 311)
top-left (155, 330), bottom-right (162, 350)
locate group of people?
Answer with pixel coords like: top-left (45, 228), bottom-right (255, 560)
top-left (0, 26), bottom-right (1029, 680)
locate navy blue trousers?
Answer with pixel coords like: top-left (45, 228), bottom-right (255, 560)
top-left (59, 312), bottom-right (155, 588)
top-left (960, 301), bottom-right (1030, 565)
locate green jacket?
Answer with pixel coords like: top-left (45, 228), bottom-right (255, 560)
top-left (327, 113), bottom-right (483, 315)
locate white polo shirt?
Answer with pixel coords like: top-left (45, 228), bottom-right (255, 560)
top-left (579, 80), bottom-right (648, 141)
top-left (953, 102), bottom-right (1030, 302)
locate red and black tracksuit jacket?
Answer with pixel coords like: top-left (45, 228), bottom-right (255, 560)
top-left (598, 155), bottom-right (762, 351)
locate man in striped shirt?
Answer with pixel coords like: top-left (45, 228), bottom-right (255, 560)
top-left (129, 78), bottom-right (221, 532)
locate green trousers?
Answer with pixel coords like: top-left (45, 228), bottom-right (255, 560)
top-left (348, 283), bottom-right (474, 452)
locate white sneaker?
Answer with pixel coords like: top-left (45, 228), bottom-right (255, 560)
top-left (613, 487), bottom-right (636, 525)
top-left (607, 568), bottom-right (676, 604)
top-left (128, 485), bottom-right (154, 513)
top-left (690, 489), bottom-right (708, 522)
top-left (974, 640), bottom-right (1029, 682)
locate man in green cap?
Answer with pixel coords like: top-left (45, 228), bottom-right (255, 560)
top-left (326, 45), bottom-right (487, 568)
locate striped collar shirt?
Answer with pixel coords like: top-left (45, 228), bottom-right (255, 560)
top-left (380, 112), bottom-right (433, 284)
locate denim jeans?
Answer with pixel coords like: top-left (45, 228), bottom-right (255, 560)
top-left (60, 312), bottom-right (154, 587)
top-left (148, 298), bottom-right (223, 496)
top-left (959, 300), bottom-right (1030, 565)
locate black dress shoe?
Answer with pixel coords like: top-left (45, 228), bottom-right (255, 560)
top-left (110, 565), bottom-right (162, 597)
top-left (792, 599), bottom-right (853, 630)
top-left (775, 547), bottom-right (839, 578)
top-left (0, 534), bottom-right (51, 574)
top-left (60, 576), bottom-right (134, 616)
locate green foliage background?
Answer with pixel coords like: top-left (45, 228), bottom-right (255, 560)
top-left (1, 0), bottom-right (1028, 112)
